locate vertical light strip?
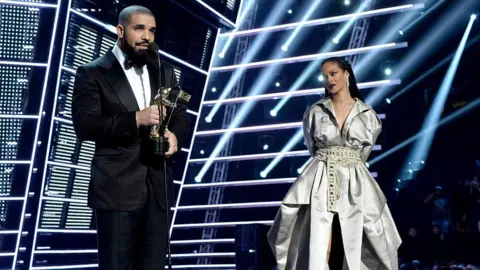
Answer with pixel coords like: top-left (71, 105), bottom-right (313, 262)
top-left (11, 1), bottom-right (62, 269)
top-left (28, 0), bottom-right (72, 269)
top-left (169, 28), bottom-right (222, 237)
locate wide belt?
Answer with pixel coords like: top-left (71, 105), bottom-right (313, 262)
top-left (314, 147), bottom-right (362, 212)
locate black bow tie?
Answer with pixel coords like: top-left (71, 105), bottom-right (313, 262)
top-left (124, 55), bottom-right (150, 70)
top-left (124, 58), bottom-right (140, 70)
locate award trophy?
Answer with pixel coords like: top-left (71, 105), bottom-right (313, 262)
top-left (149, 86), bottom-right (191, 155)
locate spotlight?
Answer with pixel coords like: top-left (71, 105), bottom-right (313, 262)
top-left (408, 169), bottom-right (413, 173)
top-left (344, 0), bottom-right (351, 6)
top-left (205, 116), bottom-right (212, 123)
top-left (195, 176), bottom-right (202, 183)
top-left (258, 135), bottom-right (274, 154)
top-left (211, 87), bottom-right (217, 92)
top-left (218, 53), bottom-right (225, 58)
top-left (260, 171), bottom-right (267, 178)
top-left (281, 45), bottom-right (288, 51)
top-left (386, 98), bottom-right (391, 104)
top-left (399, 30), bottom-right (404, 35)
top-left (421, 160), bottom-right (425, 164)
top-left (397, 179), bottom-right (401, 183)
top-left (394, 188), bottom-right (399, 192)
top-left (274, 74), bottom-right (284, 88)
top-left (200, 150), bottom-right (205, 155)
top-left (365, 162), bottom-right (370, 168)
top-left (385, 68), bottom-right (392, 75)
top-left (471, 14), bottom-right (477, 20)
top-left (318, 75), bottom-right (324, 82)
top-left (332, 38), bottom-right (339, 44)
top-left (288, 9), bottom-right (293, 14)
top-left (297, 168), bottom-right (302, 174)
top-left (270, 110), bottom-right (277, 117)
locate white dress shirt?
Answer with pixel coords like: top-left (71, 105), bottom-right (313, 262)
top-left (112, 44), bottom-right (151, 110)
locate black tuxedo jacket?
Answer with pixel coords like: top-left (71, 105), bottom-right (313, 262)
top-left (72, 50), bottom-right (189, 211)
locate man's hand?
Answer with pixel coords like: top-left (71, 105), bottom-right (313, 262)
top-left (136, 105), bottom-right (167, 127)
top-left (164, 130), bottom-right (178, 157)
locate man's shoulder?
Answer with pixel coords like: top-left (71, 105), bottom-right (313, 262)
top-left (159, 61), bottom-right (178, 86)
top-left (77, 53), bottom-right (111, 72)
top-left (160, 61), bottom-right (175, 72)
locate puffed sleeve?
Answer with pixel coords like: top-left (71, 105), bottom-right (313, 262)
top-left (361, 109), bottom-right (382, 162)
top-left (303, 105), bottom-right (316, 156)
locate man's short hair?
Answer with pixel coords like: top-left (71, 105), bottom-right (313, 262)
top-left (118, 5), bottom-right (154, 25)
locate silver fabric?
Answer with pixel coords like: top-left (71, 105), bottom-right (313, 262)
top-left (267, 98), bottom-right (402, 270)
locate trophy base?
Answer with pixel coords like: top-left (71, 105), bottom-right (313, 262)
top-left (149, 137), bottom-right (170, 155)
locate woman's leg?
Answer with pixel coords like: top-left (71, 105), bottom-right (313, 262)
top-left (328, 214), bottom-right (345, 268)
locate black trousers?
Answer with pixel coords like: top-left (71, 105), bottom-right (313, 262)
top-left (95, 180), bottom-right (167, 270)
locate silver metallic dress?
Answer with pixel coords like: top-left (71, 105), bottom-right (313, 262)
top-left (267, 98), bottom-right (402, 270)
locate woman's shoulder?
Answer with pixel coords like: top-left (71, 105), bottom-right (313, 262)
top-left (308, 97), bottom-right (330, 111)
top-left (356, 99), bottom-right (382, 127)
top-left (357, 99), bottom-right (379, 116)
top-left (303, 97), bottom-right (328, 118)
top-left (356, 98), bottom-right (373, 110)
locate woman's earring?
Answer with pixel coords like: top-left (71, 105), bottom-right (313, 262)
top-left (346, 76), bottom-right (350, 89)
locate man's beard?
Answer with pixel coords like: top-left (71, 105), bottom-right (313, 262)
top-left (122, 37), bottom-right (149, 67)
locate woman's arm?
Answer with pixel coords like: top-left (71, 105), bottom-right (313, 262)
top-left (303, 106), bottom-right (316, 156)
top-left (361, 109), bottom-right (382, 162)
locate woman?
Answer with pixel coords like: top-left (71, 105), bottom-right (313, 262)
top-left (267, 57), bottom-right (401, 269)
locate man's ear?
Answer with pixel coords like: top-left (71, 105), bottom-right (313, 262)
top-left (116, 24), bottom-right (124, 38)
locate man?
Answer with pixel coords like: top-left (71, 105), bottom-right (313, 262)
top-left (398, 227), bottom-right (424, 264)
top-left (72, 5), bottom-right (189, 269)
top-left (423, 186), bottom-right (451, 233)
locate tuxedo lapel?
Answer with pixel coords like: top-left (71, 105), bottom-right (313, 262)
top-left (100, 50), bottom-right (140, 112)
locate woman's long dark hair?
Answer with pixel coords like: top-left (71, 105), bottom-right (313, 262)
top-left (321, 57), bottom-right (363, 101)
